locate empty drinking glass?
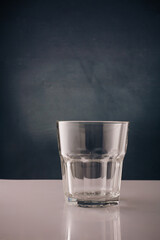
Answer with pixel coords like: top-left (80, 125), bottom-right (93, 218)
top-left (57, 121), bottom-right (129, 207)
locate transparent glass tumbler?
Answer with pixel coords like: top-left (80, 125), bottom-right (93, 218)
top-left (57, 121), bottom-right (129, 207)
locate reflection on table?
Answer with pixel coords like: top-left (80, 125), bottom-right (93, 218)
top-left (63, 205), bottom-right (121, 240)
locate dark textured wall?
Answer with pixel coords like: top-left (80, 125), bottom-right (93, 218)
top-left (1, 0), bottom-right (160, 179)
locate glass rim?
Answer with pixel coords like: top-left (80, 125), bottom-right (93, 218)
top-left (57, 121), bottom-right (129, 124)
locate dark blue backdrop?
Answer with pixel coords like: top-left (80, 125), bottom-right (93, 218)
top-left (1, 0), bottom-right (160, 179)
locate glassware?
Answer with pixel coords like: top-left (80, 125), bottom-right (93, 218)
top-left (57, 121), bottom-right (129, 207)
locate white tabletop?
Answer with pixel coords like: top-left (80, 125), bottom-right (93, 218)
top-left (0, 180), bottom-right (160, 240)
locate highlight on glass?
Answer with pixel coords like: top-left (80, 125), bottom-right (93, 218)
top-left (57, 121), bottom-right (129, 207)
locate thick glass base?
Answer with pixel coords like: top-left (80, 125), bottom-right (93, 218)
top-left (65, 196), bottom-right (119, 208)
